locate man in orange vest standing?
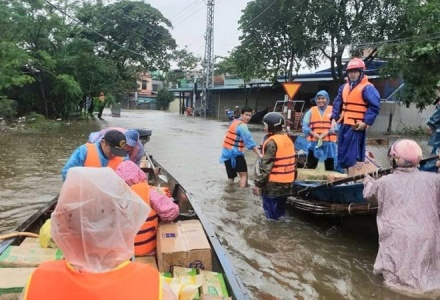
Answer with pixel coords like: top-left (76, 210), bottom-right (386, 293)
top-left (302, 90), bottom-right (338, 171)
top-left (22, 167), bottom-right (176, 300)
top-left (253, 112), bottom-right (296, 220)
top-left (330, 58), bottom-right (381, 176)
top-left (220, 106), bottom-right (263, 187)
top-left (61, 130), bottom-right (127, 181)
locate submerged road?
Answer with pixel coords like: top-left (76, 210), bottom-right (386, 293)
top-left (1, 109), bottom-right (432, 299)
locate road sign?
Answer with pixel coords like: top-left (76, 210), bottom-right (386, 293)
top-left (281, 82), bottom-right (302, 100)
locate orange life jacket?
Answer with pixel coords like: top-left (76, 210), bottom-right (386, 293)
top-left (262, 134), bottom-right (296, 183)
top-left (339, 76), bottom-right (372, 126)
top-left (84, 143), bottom-right (123, 170)
top-left (131, 182), bottom-right (159, 255)
top-left (222, 119), bottom-right (245, 151)
top-left (25, 261), bottom-right (161, 300)
top-left (307, 106), bottom-right (337, 142)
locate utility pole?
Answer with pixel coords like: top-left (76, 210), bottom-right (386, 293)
top-left (203, 0), bottom-right (214, 117)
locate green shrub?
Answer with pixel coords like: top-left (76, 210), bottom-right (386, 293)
top-left (0, 97), bottom-right (17, 118)
top-left (392, 126), bottom-right (426, 136)
top-left (24, 112), bottom-right (62, 130)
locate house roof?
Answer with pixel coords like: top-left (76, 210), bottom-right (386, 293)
top-left (277, 59), bottom-right (386, 82)
top-left (168, 59), bottom-right (388, 92)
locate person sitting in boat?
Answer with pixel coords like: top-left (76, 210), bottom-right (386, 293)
top-left (22, 167), bottom-right (176, 300)
top-left (363, 139), bottom-right (440, 297)
top-left (88, 127), bottom-right (145, 165)
top-left (61, 130), bottom-right (127, 181)
top-left (115, 160), bottom-right (179, 256)
top-left (253, 112), bottom-right (296, 220)
top-left (302, 90), bottom-right (337, 171)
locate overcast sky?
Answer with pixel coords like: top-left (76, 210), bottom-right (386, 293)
top-left (146, 0), bottom-right (251, 59)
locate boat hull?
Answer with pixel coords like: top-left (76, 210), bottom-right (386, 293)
top-left (292, 181), bottom-right (366, 204)
top-left (0, 156), bottom-right (250, 300)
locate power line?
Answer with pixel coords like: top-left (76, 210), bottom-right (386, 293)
top-left (44, 0), bottom-right (144, 57)
top-left (173, 4), bottom-right (206, 27)
top-left (170, 0), bottom-right (204, 23)
top-left (240, 0), bottom-right (279, 32)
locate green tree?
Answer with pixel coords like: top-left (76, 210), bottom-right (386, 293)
top-left (309, 0), bottom-right (402, 83)
top-left (165, 48), bottom-right (201, 87)
top-left (0, 0), bottom-right (177, 118)
top-left (156, 88), bottom-right (175, 110)
top-left (379, 0), bottom-right (440, 109)
top-left (237, 0), bottom-right (319, 82)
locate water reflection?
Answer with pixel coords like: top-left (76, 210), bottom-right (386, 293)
top-left (0, 109), bottom-right (434, 299)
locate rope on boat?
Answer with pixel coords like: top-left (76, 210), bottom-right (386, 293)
top-left (0, 232), bottom-right (39, 240)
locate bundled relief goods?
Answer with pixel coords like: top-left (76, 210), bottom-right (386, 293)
top-left (157, 220), bottom-right (212, 273)
top-left (161, 267), bottom-right (231, 300)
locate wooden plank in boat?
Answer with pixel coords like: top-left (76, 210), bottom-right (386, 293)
top-left (0, 238), bottom-right (63, 268)
top-left (297, 169), bottom-right (347, 182)
top-left (0, 267), bottom-right (35, 299)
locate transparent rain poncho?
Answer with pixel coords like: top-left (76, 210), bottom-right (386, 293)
top-left (51, 167), bottom-right (150, 273)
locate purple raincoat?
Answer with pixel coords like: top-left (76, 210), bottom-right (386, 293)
top-left (363, 168), bottom-right (440, 296)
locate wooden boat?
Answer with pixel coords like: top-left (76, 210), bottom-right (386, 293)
top-left (288, 156), bottom-right (438, 216)
top-left (0, 130), bottom-right (250, 300)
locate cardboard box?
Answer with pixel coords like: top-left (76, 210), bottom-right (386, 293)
top-left (0, 267), bottom-right (36, 299)
top-left (0, 238), bottom-right (63, 267)
top-left (134, 255), bottom-right (158, 270)
top-left (351, 150), bottom-right (380, 176)
top-left (157, 220), bottom-right (212, 273)
top-left (199, 270), bottom-right (229, 297)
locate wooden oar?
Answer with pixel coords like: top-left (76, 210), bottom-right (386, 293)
top-left (0, 232), bottom-right (39, 240)
top-left (293, 155), bottom-right (439, 197)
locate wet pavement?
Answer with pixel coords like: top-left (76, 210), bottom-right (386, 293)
top-left (0, 109), bottom-right (433, 299)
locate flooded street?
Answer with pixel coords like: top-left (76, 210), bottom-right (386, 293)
top-left (0, 109), bottom-right (433, 299)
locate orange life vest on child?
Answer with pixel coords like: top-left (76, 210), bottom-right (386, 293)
top-left (222, 119), bottom-right (245, 151)
top-left (307, 106), bottom-right (337, 142)
top-left (339, 76), bottom-right (372, 126)
top-left (25, 261), bottom-right (160, 300)
top-left (131, 182), bottom-right (159, 255)
top-left (84, 143), bottom-right (123, 170)
top-left (262, 134), bottom-right (296, 183)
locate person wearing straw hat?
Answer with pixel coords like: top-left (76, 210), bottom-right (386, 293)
top-left (363, 139), bottom-right (440, 296)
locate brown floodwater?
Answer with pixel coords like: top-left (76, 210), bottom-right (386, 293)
top-left (0, 109), bottom-right (434, 299)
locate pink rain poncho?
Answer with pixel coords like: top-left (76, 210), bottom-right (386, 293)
top-left (51, 167), bottom-right (150, 273)
top-left (363, 167), bottom-right (440, 296)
